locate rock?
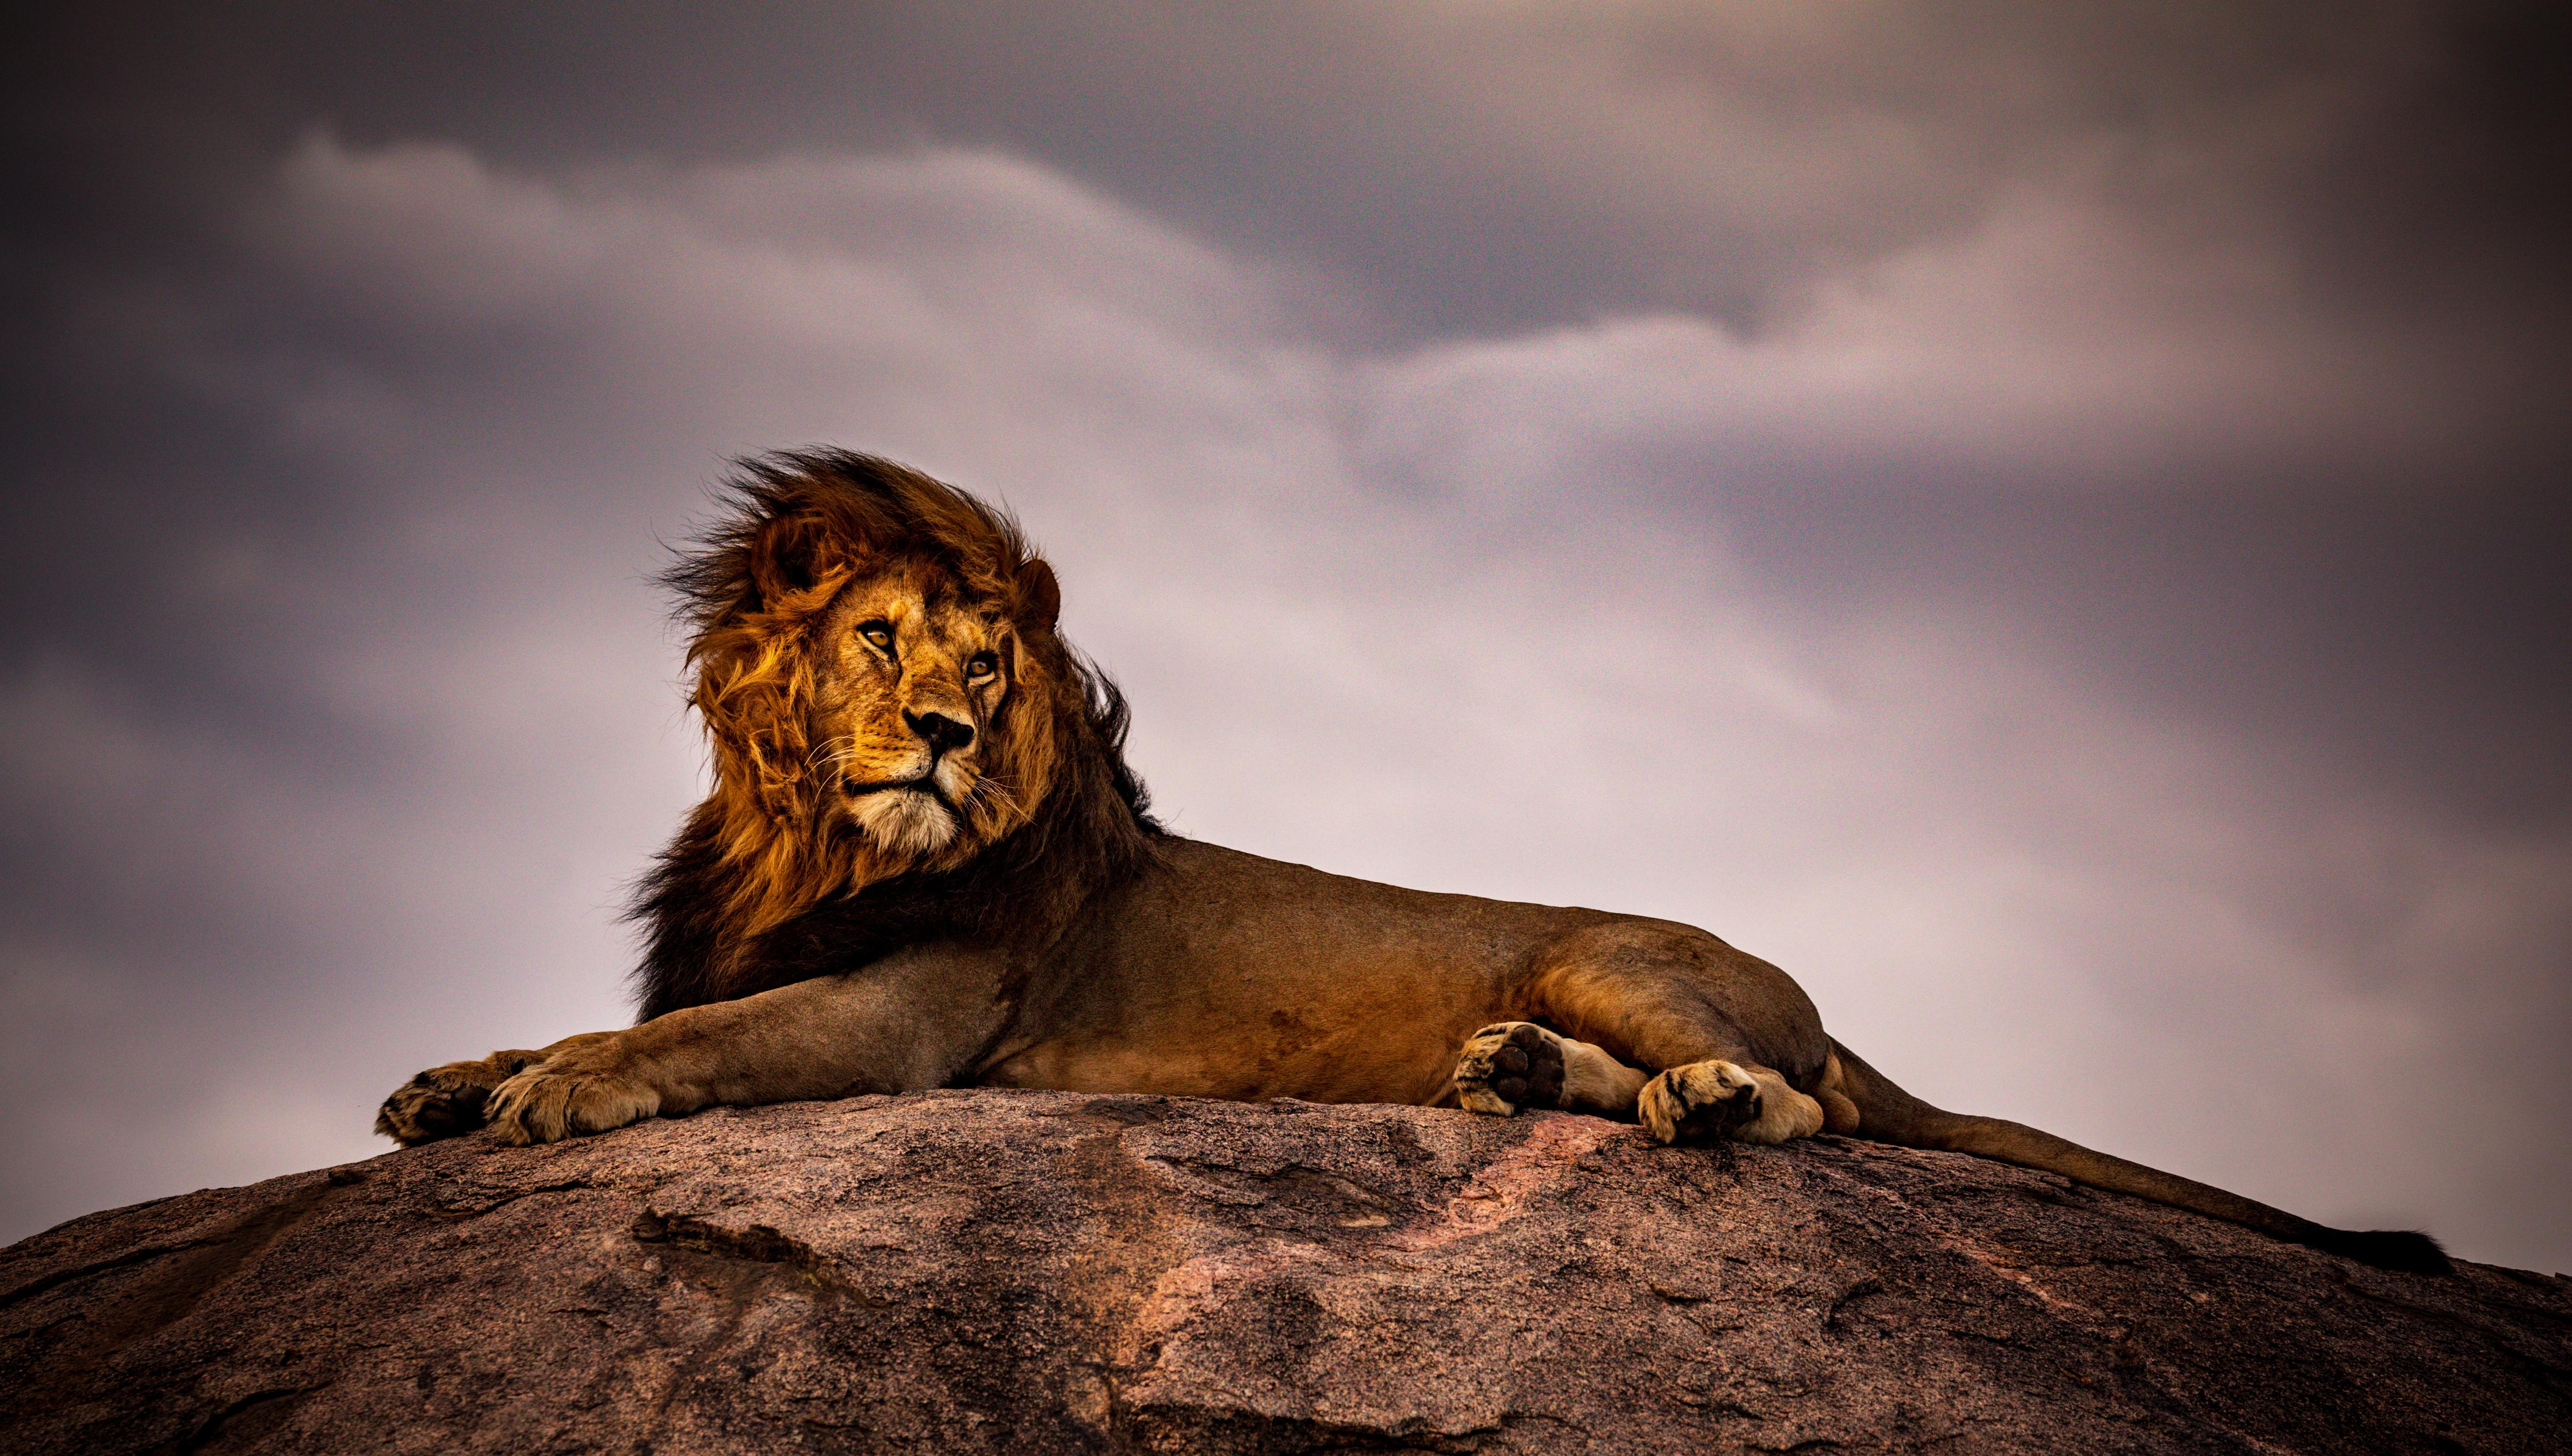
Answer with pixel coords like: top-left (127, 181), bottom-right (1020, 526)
top-left (2, 1090), bottom-right (2566, 1454)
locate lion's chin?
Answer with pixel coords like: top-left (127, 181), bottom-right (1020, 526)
top-left (852, 787), bottom-right (962, 860)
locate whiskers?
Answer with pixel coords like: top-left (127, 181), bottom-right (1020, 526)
top-left (805, 734), bottom-right (858, 781)
top-left (809, 726), bottom-right (1024, 863)
top-left (807, 734), bottom-right (930, 794)
top-left (962, 771), bottom-right (1025, 826)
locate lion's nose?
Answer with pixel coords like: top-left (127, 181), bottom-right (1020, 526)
top-left (905, 710), bottom-right (975, 756)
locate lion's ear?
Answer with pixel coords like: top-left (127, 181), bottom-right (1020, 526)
top-left (1019, 558), bottom-right (1061, 630)
top-left (745, 509), bottom-right (844, 614)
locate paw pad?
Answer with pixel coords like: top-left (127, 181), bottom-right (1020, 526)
top-left (1454, 1022), bottom-right (1567, 1114)
top-left (376, 1068), bottom-right (493, 1146)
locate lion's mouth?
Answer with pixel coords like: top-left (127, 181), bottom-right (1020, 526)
top-left (845, 775), bottom-right (953, 810)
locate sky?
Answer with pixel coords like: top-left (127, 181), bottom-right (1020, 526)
top-left (2, 3), bottom-right (2565, 1270)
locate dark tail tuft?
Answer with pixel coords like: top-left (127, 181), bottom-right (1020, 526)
top-left (2309, 1227), bottom-right (2452, 1275)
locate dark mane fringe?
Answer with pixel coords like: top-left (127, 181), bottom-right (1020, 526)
top-left (626, 449), bottom-right (1163, 1022)
top-left (660, 447), bottom-right (1039, 638)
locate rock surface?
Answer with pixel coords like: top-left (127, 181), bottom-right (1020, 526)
top-left (3, 1090), bottom-right (2567, 1454)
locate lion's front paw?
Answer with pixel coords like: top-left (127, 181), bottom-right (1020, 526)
top-left (1638, 1060), bottom-right (1763, 1145)
top-left (1453, 1022), bottom-right (1567, 1116)
top-left (376, 1051), bottom-right (544, 1146)
top-left (483, 1044), bottom-right (661, 1146)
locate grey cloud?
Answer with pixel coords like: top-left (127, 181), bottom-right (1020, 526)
top-left (18, 3), bottom-right (2562, 341)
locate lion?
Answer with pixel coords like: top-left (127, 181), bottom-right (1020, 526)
top-left (377, 450), bottom-right (2447, 1274)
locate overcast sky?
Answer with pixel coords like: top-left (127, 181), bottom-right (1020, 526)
top-left (3, 3), bottom-right (2565, 1270)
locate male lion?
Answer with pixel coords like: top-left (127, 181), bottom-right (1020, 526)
top-left (379, 450), bottom-right (2445, 1274)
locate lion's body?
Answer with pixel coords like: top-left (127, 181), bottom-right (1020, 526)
top-left (376, 450), bottom-right (2448, 1276)
top-left (972, 840), bottom-right (1827, 1108)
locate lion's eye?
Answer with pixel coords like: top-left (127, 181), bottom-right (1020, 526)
top-left (859, 622), bottom-right (894, 652)
top-left (967, 652), bottom-right (998, 680)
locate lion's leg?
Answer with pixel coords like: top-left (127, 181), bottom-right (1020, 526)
top-left (481, 947), bottom-right (1012, 1145)
top-left (1452, 1022), bottom-right (1649, 1117)
top-left (1524, 923), bottom-right (1836, 1147)
top-left (375, 1032), bottom-right (617, 1146)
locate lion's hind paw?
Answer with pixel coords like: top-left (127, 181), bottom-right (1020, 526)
top-left (1638, 1060), bottom-right (1826, 1145)
top-left (1453, 1022), bottom-right (1567, 1116)
top-left (1638, 1060), bottom-right (1764, 1145)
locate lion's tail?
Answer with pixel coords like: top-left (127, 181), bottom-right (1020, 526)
top-left (1821, 1039), bottom-right (2450, 1274)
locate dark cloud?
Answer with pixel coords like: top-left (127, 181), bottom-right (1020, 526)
top-left (19, 3), bottom-right (2565, 335)
top-left (2, 3), bottom-right (2564, 1267)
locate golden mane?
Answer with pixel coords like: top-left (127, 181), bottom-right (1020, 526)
top-left (631, 450), bottom-right (1157, 1017)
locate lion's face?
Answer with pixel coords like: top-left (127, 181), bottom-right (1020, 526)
top-left (806, 559), bottom-right (1024, 862)
top-left (675, 454), bottom-right (1079, 925)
